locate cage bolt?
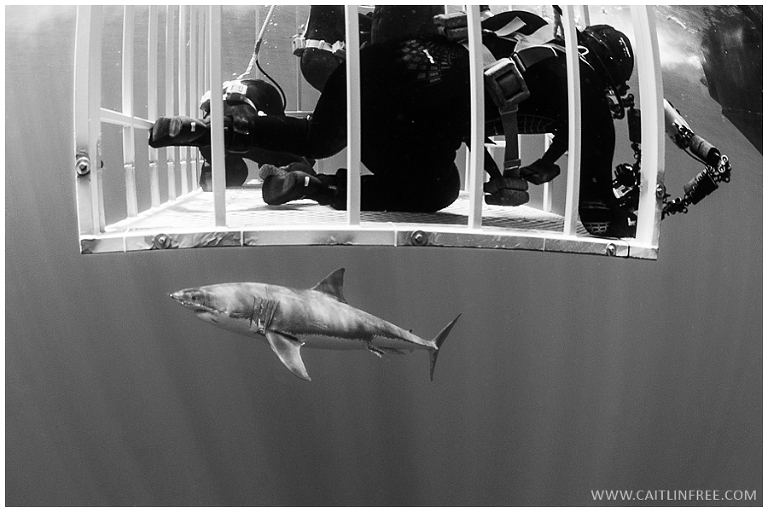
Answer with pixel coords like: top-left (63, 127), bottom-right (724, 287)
top-left (411, 230), bottom-right (428, 246)
top-left (153, 233), bottom-right (172, 250)
top-left (76, 157), bottom-right (90, 176)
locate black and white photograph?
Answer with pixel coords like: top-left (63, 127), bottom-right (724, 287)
top-left (5, 4), bottom-right (762, 506)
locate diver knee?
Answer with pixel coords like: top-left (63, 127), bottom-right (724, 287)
top-left (199, 156), bottom-right (248, 191)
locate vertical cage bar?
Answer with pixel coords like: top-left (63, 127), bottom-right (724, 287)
top-left (122, 6), bottom-right (138, 217)
top-left (189, 7), bottom-right (199, 177)
top-left (204, 9), bottom-right (210, 90)
top-left (209, 5), bottom-right (227, 227)
top-left (198, 7), bottom-right (206, 98)
top-left (254, 7), bottom-right (262, 80)
top-left (466, 5), bottom-right (485, 229)
top-left (578, 6), bottom-right (591, 28)
top-left (189, 7), bottom-right (197, 122)
top-left (561, 6), bottom-right (582, 236)
top-left (147, 6), bottom-right (161, 206)
top-left (165, 5), bottom-right (177, 200)
top-left (74, 6), bottom-right (105, 236)
top-left (200, 7), bottom-right (207, 172)
top-left (461, 3), bottom-right (473, 192)
top-left (542, 134), bottom-right (553, 213)
top-left (199, 5), bottom-right (207, 190)
top-left (295, 6), bottom-right (302, 111)
top-left (92, 8), bottom-right (106, 232)
top-left (344, 5), bottom-right (361, 225)
top-left (631, 6), bottom-right (664, 246)
top-left (178, 5), bottom-right (190, 194)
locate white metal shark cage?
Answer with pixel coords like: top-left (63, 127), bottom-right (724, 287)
top-left (73, 5), bottom-right (665, 258)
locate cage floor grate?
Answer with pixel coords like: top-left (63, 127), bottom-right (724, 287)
top-left (105, 180), bottom-right (588, 235)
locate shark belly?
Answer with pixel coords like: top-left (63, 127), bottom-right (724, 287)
top-left (297, 332), bottom-right (422, 353)
top-left (300, 333), bottom-right (368, 350)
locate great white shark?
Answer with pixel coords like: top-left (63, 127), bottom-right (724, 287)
top-left (169, 268), bottom-right (460, 381)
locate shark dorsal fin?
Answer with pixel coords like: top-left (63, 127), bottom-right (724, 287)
top-left (311, 268), bottom-right (347, 303)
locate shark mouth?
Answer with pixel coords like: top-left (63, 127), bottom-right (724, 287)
top-left (169, 293), bottom-right (219, 314)
top-left (188, 303), bottom-right (217, 314)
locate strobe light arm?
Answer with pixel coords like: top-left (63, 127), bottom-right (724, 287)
top-left (661, 100), bottom-right (732, 218)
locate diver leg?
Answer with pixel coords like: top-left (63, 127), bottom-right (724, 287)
top-left (259, 164), bottom-right (341, 206)
top-left (260, 160), bottom-right (460, 213)
top-left (341, 161), bottom-right (460, 213)
top-left (227, 110), bottom-right (345, 160)
top-left (198, 156), bottom-right (249, 191)
top-left (197, 146), bottom-right (249, 191)
top-left (296, 6), bottom-right (347, 92)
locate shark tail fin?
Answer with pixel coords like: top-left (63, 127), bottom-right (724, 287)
top-left (428, 314), bottom-right (461, 381)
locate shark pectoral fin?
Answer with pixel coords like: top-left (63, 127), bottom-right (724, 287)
top-left (265, 331), bottom-right (311, 382)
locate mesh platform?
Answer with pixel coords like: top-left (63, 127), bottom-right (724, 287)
top-left (81, 180), bottom-right (652, 258)
top-left (106, 180), bottom-right (588, 234)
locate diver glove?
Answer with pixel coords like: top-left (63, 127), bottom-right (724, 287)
top-left (149, 116), bottom-right (210, 148)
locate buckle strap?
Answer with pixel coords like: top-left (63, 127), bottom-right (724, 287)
top-left (292, 34), bottom-right (346, 58)
top-left (199, 80), bottom-right (267, 117)
top-left (222, 81), bottom-right (259, 113)
top-left (484, 57), bottom-right (530, 109)
top-left (483, 58), bottom-right (530, 173)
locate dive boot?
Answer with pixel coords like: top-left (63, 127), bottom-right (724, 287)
top-left (484, 174), bottom-right (529, 206)
top-left (519, 158), bottom-right (560, 185)
top-left (149, 116), bottom-right (209, 148)
top-left (260, 164), bottom-right (317, 205)
top-left (260, 164), bottom-right (340, 206)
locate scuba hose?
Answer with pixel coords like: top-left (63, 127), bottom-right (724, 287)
top-left (237, 5), bottom-right (287, 111)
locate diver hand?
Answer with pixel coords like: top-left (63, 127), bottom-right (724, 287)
top-left (519, 159), bottom-right (560, 185)
top-left (223, 103), bottom-right (259, 153)
top-left (148, 116), bottom-right (210, 148)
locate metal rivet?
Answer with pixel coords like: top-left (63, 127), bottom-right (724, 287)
top-left (656, 183), bottom-right (666, 198)
top-left (605, 243), bottom-right (617, 256)
top-left (411, 230), bottom-right (428, 246)
top-left (153, 233), bottom-right (172, 249)
top-left (76, 157), bottom-right (90, 176)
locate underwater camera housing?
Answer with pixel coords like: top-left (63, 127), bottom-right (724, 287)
top-left (612, 94), bottom-right (642, 212)
top-left (612, 97), bottom-right (733, 219)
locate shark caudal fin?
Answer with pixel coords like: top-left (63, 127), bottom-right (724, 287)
top-left (428, 314), bottom-right (461, 381)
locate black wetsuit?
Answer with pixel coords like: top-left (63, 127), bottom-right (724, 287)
top-left (235, 32), bottom-right (618, 218)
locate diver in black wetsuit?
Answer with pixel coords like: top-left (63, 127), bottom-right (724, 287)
top-left (149, 8), bottom-right (636, 236)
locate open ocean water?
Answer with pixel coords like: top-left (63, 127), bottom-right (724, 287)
top-left (5, 5), bottom-right (763, 506)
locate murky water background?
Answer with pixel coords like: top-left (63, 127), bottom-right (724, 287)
top-left (5, 5), bottom-right (762, 506)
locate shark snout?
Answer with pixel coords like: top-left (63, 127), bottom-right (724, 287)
top-left (169, 290), bottom-right (195, 307)
top-left (169, 288), bottom-right (217, 314)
